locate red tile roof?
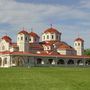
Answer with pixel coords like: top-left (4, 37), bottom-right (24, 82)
top-left (18, 30), bottom-right (29, 35)
top-left (11, 43), bottom-right (18, 47)
top-left (1, 35), bottom-right (12, 42)
top-left (29, 32), bottom-right (40, 38)
top-left (75, 38), bottom-right (84, 42)
top-left (44, 27), bottom-right (61, 34)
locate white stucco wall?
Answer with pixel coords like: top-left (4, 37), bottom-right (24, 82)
top-left (17, 34), bottom-right (29, 52)
top-left (74, 41), bottom-right (84, 55)
top-left (42, 33), bottom-right (61, 42)
top-left (0, 40), bottom-right (10, 52)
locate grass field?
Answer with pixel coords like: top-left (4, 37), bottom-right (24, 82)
top-left (0, 67), bottom-right (90, 90)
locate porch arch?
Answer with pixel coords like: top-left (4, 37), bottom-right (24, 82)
top-left (48, 59), bottom-right (53, 64)
top-left (77, 60), bottom-right (83, 65)
top-left (3, 58), bottom-right (7, 66)
top-left (37, 58), bottom-right (42, 64)
top-left (12, 56), bottom-right (24, 66)
top-left (85, 59), bottom-right (90, 65)
top-left (57, 59), bottom-right (65, 64)
top-left (67, 59), bottom-right (74, 65)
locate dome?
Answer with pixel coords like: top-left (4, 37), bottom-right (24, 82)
top-left (44, 27), bottom-right (61, 34)
top-left (1, 35), bottom-right (12, 42)
top-left (18, 30), bottom-right (29, 35)
top-left (29, 32), bottom-right (39, 38)
top-left (75, 38), bottom-right (84, 42)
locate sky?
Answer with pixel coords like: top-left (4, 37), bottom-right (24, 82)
top-left (0, 0), bottom-right (90, 48)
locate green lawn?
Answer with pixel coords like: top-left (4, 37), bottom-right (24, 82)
top-left (0, 67), bottom-right (90, 90)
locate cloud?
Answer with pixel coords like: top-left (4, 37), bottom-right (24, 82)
top-left (79, 0), bottom-right (90, 8)
top-left (0, 0), bottom-right (90, 48)
top-left (0, 0), bottom-right (90, 25)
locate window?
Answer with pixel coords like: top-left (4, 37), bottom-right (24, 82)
top-left (2, 45), bottom-right (5, 50)
top-left (4, 58), bottom-right (7, 64)
top-left (78, 43), bottom-right (80, 46)
top-left (51, 35), bottom-right (54, 39)
top-left (25, 37), bottom-right (27, 41)
top-left (21, 37), bottom-right (23, 40)
top-left (43, 36), bottom-right (45, 40)
top-left (47, 35), bottom-right (49, 39)
top-left (75, 43), bottom-right (77, 46)
top-left (29, 37), bottom-right (31, 41)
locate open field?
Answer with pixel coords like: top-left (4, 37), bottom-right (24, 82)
top-left (0, 67), bottom-right (90, 90)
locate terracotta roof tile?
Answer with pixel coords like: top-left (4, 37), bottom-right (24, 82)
top-left (75, 38), bottom-right (84, 42)
top-left (29, 32), bottom-right (40, 38)
top-left (44, 27), bottom-right (61, 34)
top-left (18, 30), bottom-right (29, 35)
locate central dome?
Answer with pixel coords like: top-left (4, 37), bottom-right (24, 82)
top-left (18, 30), bottom-right (29, 35)
top-left (44, 27), bottom-right (61, 34)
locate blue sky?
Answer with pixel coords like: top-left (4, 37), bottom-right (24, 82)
top-left (0, 0), bottom-right (90, 48)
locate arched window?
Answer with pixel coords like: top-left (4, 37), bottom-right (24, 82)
top-left (51, 35), bottom-right (54, 39)
top-left (21, 37), bottom-right (23, 40)
top-left (3, 58), bottom-right (7, 65)
top-left (37, 58), bottom-right (42, 64)
top-left (47, 35), bottom-right (49, 39)
top-left (2, 45), bottom-right (5, 50)
top-left (57, 59), bottom-right (65, 64)
top-left (43, 36), bottom-right (45, 40)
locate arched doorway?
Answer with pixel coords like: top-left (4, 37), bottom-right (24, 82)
top-left (37, 58), bottom-right (42, 64)
top-left (17, 57), bottom-right (24, 66)
top-left (48, 59), bottom-right (53, 64)
top-left (0, 58), bottom-right (2, 66)
top-left (67, 59), bottom-right (74, 65)
top-left (85, 60), bottom-right (90, 65)
top-left (57, 59), bottom-right (65, 64)
top-left (77, 60), bottom-right (83, 65)
top-left (12, 57), bottom-right (24, 66)
top-left (3, 58), bottom-right (7, 66)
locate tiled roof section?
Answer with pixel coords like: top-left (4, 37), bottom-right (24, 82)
top-left (43, 41), bottom-right (58, 46)
top-left (44, 27), bottom-right (61, 34)
top-left (11, 43), bottom-right (18, 47)
top-left (1, 35), bottom-right (12, 42)
top-left (48, 51), bottom-right (60, 55)
top-left (29, 43), bottom-right (43, 50)
top-left (75, 38), bottom-right (84, 42)
top-left (29, 32), bottom-right (40, 38)
top-left (0, 51), bottom-right (90, 59)
top-left (57, 42), bottom-right (75, 50)
top-left (18, 30), bottom-right (29, 35)
top-left (0, 51), bottom-right (32, 55)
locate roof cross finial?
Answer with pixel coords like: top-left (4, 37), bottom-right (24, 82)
top-left (23, 27), bottom-right (25, 31)
top-left (31, 28), bottom-right (33, 32)
top-left (5, 33), bottom-right (7, 36)
top-left (78, 32), bottom-right (80, 38)
top-left (50, 24), bottom-right (52, 28)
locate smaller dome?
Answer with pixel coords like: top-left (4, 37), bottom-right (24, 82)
top-left (75, 38), bottom-right (84, 42)
top-left (1, 35), bottom-right (12, 42)
top-left (44, 27), bottom-right (61, 34)
top-left (29, 32), bottom-right (40, 38)
top-left (18, 30), bottom-right (29, 35)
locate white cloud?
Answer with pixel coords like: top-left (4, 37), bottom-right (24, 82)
top-left (0, 0), bottom-right (90, 25)
top-left (0, 0), bottom-right (90, 48)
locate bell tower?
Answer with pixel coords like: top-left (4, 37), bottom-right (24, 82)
top-left (17, 28), bottom-right (29, 52)
top-left (74, 37), bottom-right (84, 55)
